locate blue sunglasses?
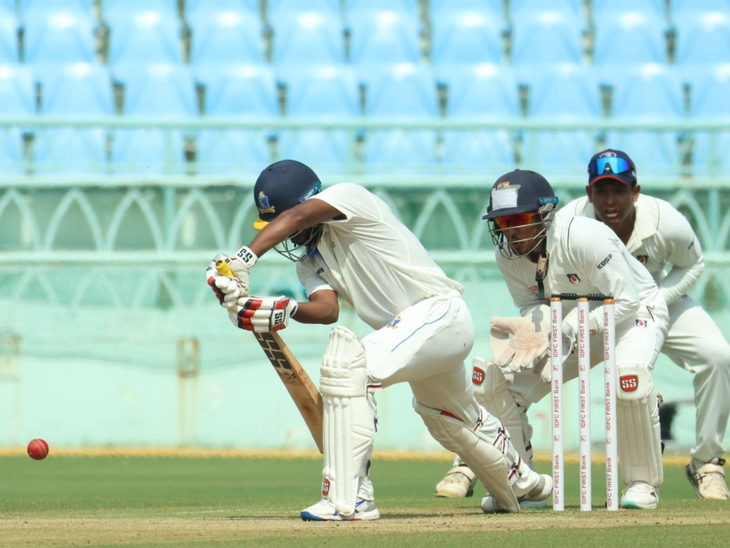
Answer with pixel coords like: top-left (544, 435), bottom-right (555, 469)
top-left (589, 157), bottom-right (631, 175)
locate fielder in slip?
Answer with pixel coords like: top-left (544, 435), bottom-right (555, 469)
top-left (436, 169), bottom-right (669, 510)
top-left (206, 159), bottom-right (552, 521)
top-left (560, 149), bottom-right (730, 501)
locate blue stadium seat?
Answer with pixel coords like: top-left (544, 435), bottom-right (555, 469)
top-left (195, 129), bottom-right (271, 175)
top-left (108, 10), bottom-right (182, 65)
top-left (33, 128), bottom-right (108, 174)
top-left (687, 64), bottom-right (730, 119)
top-left (111, 129), bottom-right (186, 174)
top-left (22, 7), bottom-right (96, 64)
top-left (593, 9), bottom-right (668, 65)
top-left (511, 8), bottom-right (584, 66)
top-left (523, 63), bottom-right (601, 119)
top-left (271, 11), bottom-right (345, 66)
top-left (593, 0), bottom-right (665, 20)
top-left (103, 0), bottom-right (178, 19)
top-left (520, 131), bottom-right (598, 172)
top-left (361, 63), bottom-right (438, 117)
top-left (691, 131), bottom-right (730, 173)
top-left (605, 64), bottom-right (684, 119)
top-left (430, 8), bottom-right (505, 66)
top-left (0, 64), bottom-right (35, 115)
top-left (0, 10), bottom-right (18, 63)
top-left (22, 0), bottom-right (93, 11)
top-left (511, 0), bottom-right (582, 15)
top-left (275, 130), bottom-right (354, 170)
top-left (39, 63), bottom-right (113, 115)
top-left (602, 131), bottom-right (680, 174)
top-left (268, 0), bottom-right (341, 16)
top-left (115, 64), bottom-right (196, 117)
top-left (189, 8), bottom-right (265, 65)
top-left (675, 11), bottom-right (730, 66)
top-left (346, 0), bottom-right (419, 17)
top-left (363, 129), bottom-right (438, 170)
top-left (0, 128), bottom-right (26, 174)
top-left (672, 0), bottom-right (730, 11)
top-left (348, 9), bottom-right (421, 65)
top-left (437, 64), bottom-right (519, 119)
top-left (440, 130), bottom-right (515, 170)
top-left (431, 0), bottom-right (503, 19)
top-left (186, 0), bottom-right (258, 14)
top-left (197, 64), bottom-right (278, 117)
top-left (281, 64), bottom-right (359, 118)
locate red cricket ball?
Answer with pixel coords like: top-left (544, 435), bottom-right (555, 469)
top-left (27, 438), bottom-right (49, 461)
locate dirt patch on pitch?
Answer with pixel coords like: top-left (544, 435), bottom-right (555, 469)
top-left (2, 509), bottom-right (730, 547)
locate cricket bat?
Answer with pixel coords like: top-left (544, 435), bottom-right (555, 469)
top-left (215, 260), bottom-right (324, 454)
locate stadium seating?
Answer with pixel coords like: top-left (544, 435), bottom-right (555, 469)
top-left (32, 127), bottom-right (108, 174)
top-left (197, 64), bottom-right (278, 117)
top-left (523, 63), bottom-right (601, 119)
top-left (275, 129), bottom-right (355, 170)
top-left (361, 63), bottom-right (438, 118)
top-left (439, 130), bottom-right (515, 170)
top-left (110, 128), bottom-right (186, 174)
top-left (114, 63), bottom-right (197, 118)
top-left (0, 11), bottom-right (18, 64)
top-left (186, 0), bottom-right (258, 14)
top-left (671, 0), bottom-right (730, 14)
top-left (107, 9), bottom-right (182, 65)
top-left (605, 64), bottom-right (684, 120)
top-left (188, 7), bottom-right (266, 65)
top-left (346, 0), bottom-right (419, 17)
top-left (593, 0), bottom-right (666, 20)
top-left (38, 63), bottom-right (113, 116)
top-left (431, 0), bottom-right (503, 19)
top-left (687, 64), bottom-right (730, 119)
top-left (430, 8), bottom-right (505, 66)
top-left (674, 11), bottom-right (730, 66)
top-left (521, 130), bottom-right (599, 173)
top-left (270, 10), bottom-right (345, 66)
top-left (194, 129), bottom-right (271, 175)
top-left (0, 64), bottom-right (35, 115)
top-left (511, 0), bottom-right (582, 15)
top-left (602, 131), bottom-right (681, 173)
top-left (103, 0), bottom-right (178, 19)
top-left (510, 8), bottom-right (584, 65)
top-left (22, 8), bottom-right (96, 65)
top-left (268, 0), bottom-right (341, 15)
top-left (438, 64), bottom-right (519, 119)
top-left (21, 0), bottom-right (93, 12)
top-left (348, 8), bottom-right (421, 65)
top-left (281, 64), bottom-right (359, 118)
top-left (0, 128), bottom-right (26, 174)
top-left (592, 9), bottom-right (668, 65)
top-left (691, 132), bottom-right (730, 172)
top-left (363, 129), bottom-right (438, 170)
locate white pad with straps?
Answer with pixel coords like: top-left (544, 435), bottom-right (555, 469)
top-left (472, 356), bottom-right (533, 465)
top-left (413, 400), bottom-right (520, 512)
top-left (616, 364), bottom-right (663, 486)
top-left (319, 326), bottom-right (375, 516)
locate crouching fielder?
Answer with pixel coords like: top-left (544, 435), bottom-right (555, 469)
top-left (436, 169), bottom-right (669, 510)
top-left (206, 160), bottom-right (551, 521)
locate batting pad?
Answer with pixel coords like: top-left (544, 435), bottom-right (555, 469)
top-left (320, 326), bottom-right (374, 516)
top-left (616, 364), bottom-right (664, 486)
top-left (414, 400), bottom-right (520, 512)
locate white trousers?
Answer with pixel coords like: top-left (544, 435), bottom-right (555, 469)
top-left (662, 296), bottom-right (730, 463)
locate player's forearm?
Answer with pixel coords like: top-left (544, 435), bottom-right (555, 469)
top-left (247, 209), bottom-right (307, 257)
top-left (659, 260), bottom-right (704, 304)
top-left (294, 300), bottom-right (340, 325)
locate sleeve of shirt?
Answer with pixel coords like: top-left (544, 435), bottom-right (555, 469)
top-left (296, 259), bottom-right (334, 298)
top-left (657, 205), bottom-right (705, 305)
top-left (565, 219), bottom-right (640, 331)
top-left (310, 183), bottom-right (376, 226)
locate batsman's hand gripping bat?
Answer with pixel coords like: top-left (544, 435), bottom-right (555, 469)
top-left (215, 259), bottom-right (324, 453)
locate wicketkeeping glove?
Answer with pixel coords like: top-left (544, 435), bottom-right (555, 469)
top-left (490, 316), bottom-right (549, 372)
top-left (228, 295), bottom-right (299, 333)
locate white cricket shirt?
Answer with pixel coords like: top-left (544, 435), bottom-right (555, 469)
top-left (561, 195), bottom-right (704, 305)
top-left (296, 183), bottom-right (464, 330)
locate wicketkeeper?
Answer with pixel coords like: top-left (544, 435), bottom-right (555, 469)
top-left (436, 169), bottom-right (669, 510)
top-left (207, 160), bottom-right (552, 521)
top-left (559, 149), bottom-right (730, 500)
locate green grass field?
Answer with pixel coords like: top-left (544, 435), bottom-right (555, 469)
top-left (0, 455), bottom-right (728, 547)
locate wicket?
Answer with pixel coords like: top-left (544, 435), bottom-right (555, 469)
top-left (550, 294), bottom-right (618, 512)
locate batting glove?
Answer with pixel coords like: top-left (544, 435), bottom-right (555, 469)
top-left (229, 295), bottom-right (299, 333)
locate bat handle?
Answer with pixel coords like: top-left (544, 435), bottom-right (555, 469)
top-left (214, 259), bottom-right (234, 277)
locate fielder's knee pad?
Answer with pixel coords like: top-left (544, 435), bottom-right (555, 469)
top-left (414, 400), bottom-right (519, 512)
top-left (616, 364), bottom-right (663, 486)
top-left (472, 357), bottom-right (533, 464)
top-left (320, 326), bottom-right (375, 516)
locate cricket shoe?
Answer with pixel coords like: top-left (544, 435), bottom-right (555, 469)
top-left (686, 458), bottom-right (730, 500)
top-left (480, 473), bottom-right (553, 513)
top-left (621, 481), bottom-right (659, 509)
top-left (300, 498), bottom-right (380, 521)
top-left (435, 465), bottom-right (477, 498)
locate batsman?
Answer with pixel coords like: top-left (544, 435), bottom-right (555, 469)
top-left (436, 169), bottom-right (669, 510)
top-left (206, 160), bottom-right (552, 521)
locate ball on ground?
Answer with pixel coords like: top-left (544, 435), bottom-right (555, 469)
top-left (27, 438), bottom-right (49, 460)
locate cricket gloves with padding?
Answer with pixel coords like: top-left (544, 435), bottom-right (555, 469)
top-left (206, 246), bottom-right (258, 307)
top-left (490, 315), bottom-right (549, 372)
top-left (228, 295), bottom-right (299, 332)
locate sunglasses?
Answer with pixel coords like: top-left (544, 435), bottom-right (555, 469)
top-left (589, 156), bottom-right (631, 176)
top-left (493, 212), bottom-right (540, 229)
